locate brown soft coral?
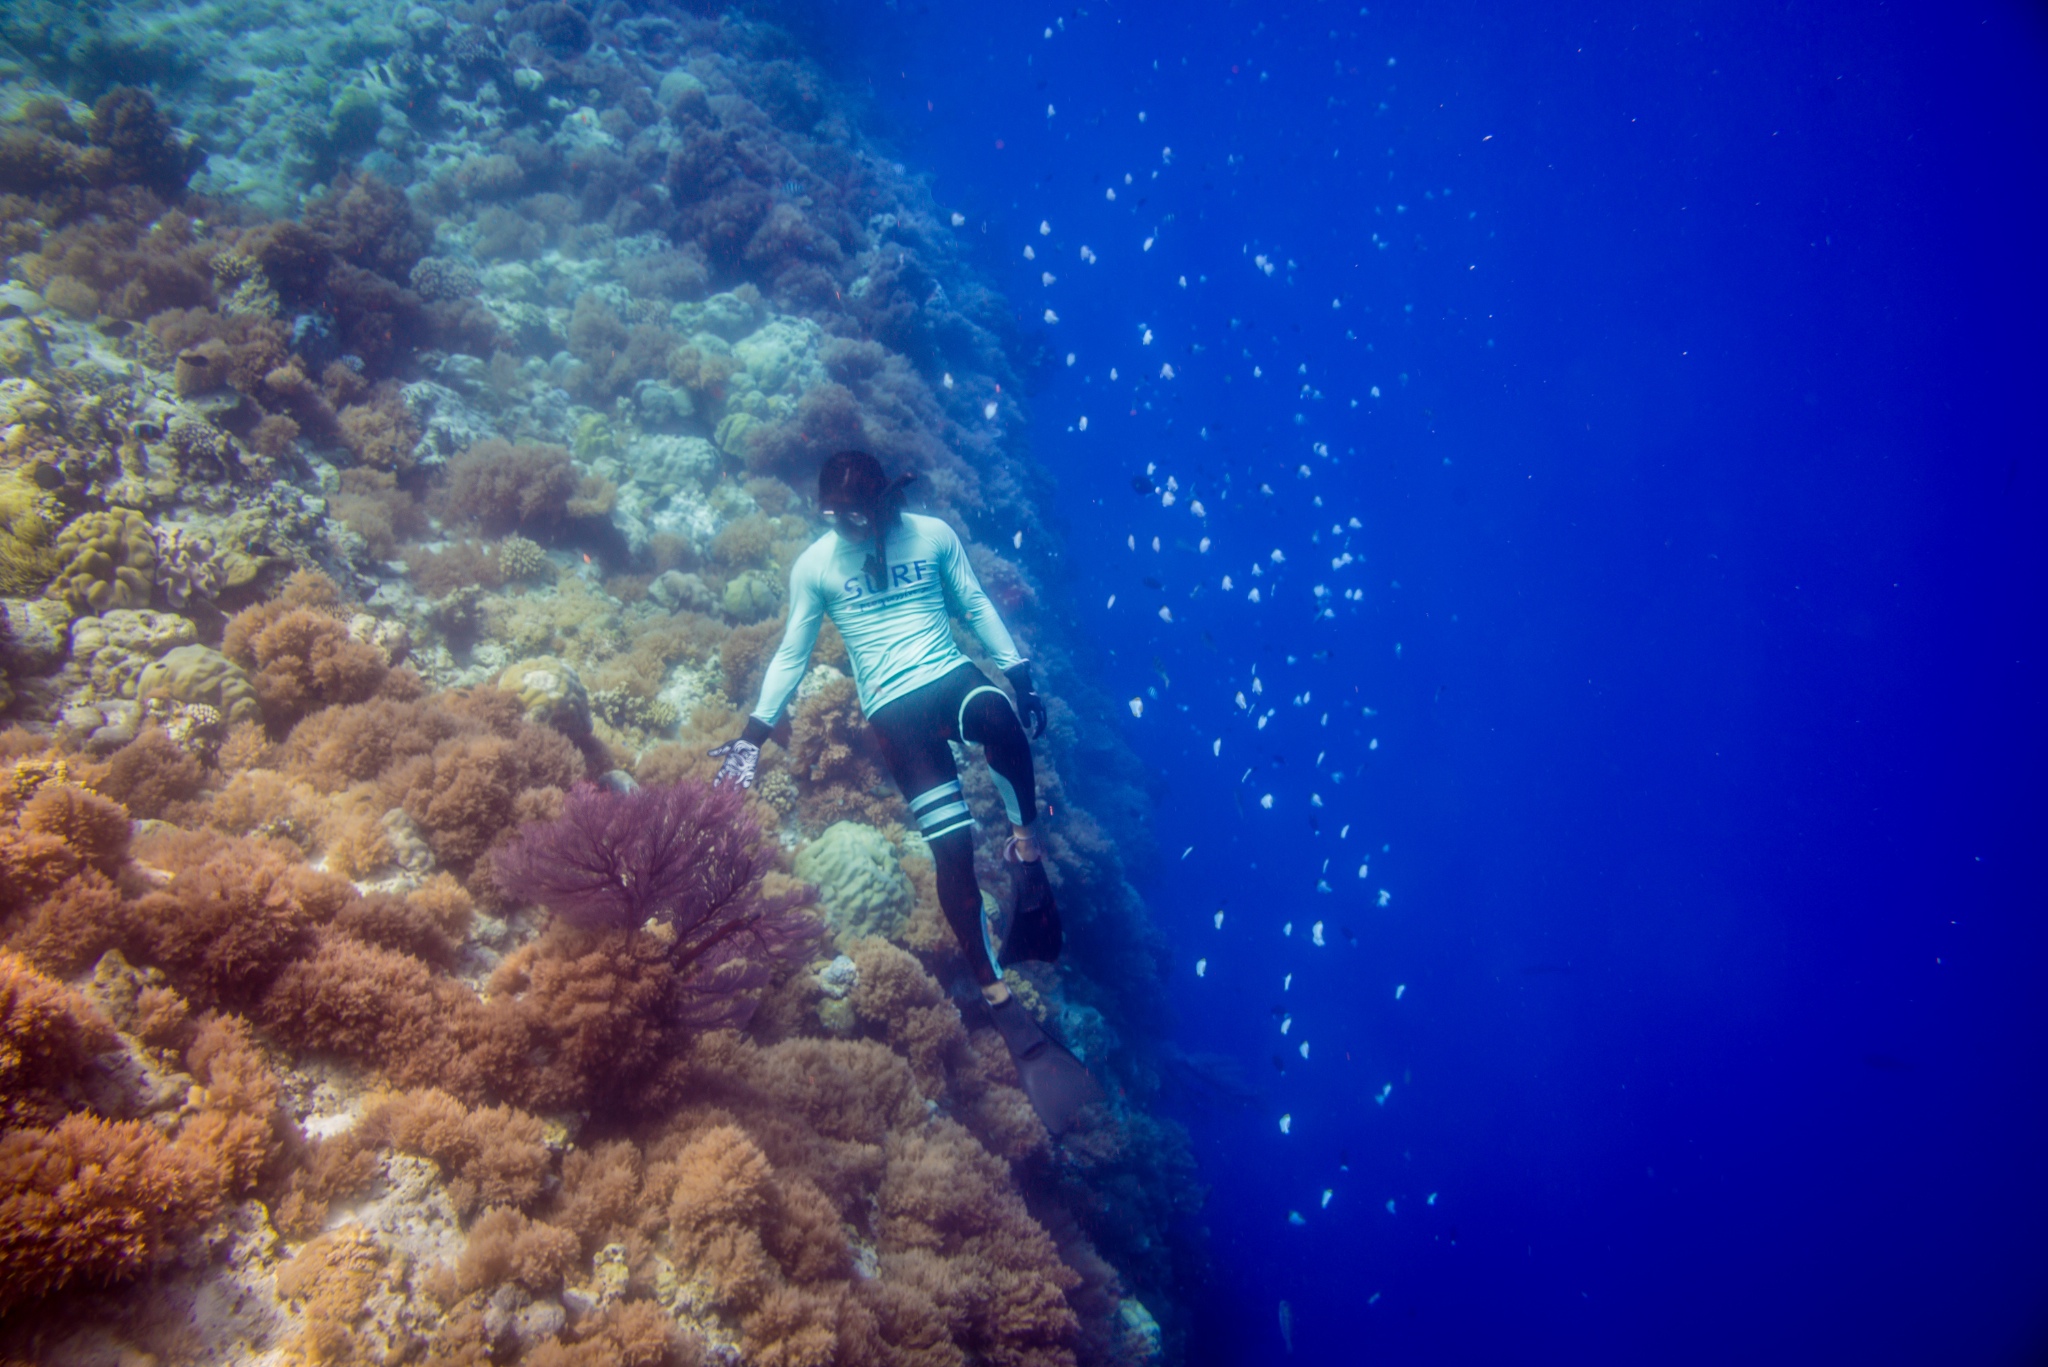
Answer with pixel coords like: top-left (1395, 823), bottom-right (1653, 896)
top-left (95, 725), bottom-right (206, 820)
top-left (358, 1088), bottom-right (550, 1218)
top-left (217, 572), bottom-right (379, 720)
top-left (440, 439), bottom-right (578, 538)
top-left (396, 726), bottom-right (581, 870)
top-left (0, 951), bottom-right (116, 1126)
top-left (124, 828), bottom-right (349, 1008)
top-left (0, 1113), bottom-right (222, 1311)
top-left (336, 384), bottom-right (421, 471)
top-left (329, 875), bottom-right (473, 965)
top-left (259, 930), bottom-right (490, 1092)
top-left (180, 1013), bottom-right (285, 1191)
top-left (480, 925), bottom-right (682, 1115)
top-left (846, 938), bottom-right (971, 1101)
top-left (787, 674), bottom-right (881, 789)
top-left (228, 607), bottom-right (389, 727)
top-left (17, 782), bottom-right (130, 876)
top-left (455, 1207), bottom-right (581, 1295)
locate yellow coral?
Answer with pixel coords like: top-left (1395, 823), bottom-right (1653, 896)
top-left (48, 509), bottom-right (156, 614)
top-left (0, 473), bottom-right (62, 596)
top-left (10, 757), bottom-right (71, 803)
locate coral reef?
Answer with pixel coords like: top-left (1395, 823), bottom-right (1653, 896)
top-left (0, 2), bottom-right (1189, 1358)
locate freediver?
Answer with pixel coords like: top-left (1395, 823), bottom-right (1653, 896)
top-left (710, 450), bottom-right (1099, 1134)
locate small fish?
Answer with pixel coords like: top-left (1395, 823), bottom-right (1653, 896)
top-left (1270, 1053), bottom-right (1286, 1074)
top-left (1142, 575), bottom-right (1164, 589)
top-left (1131, 474), bottom-right (1156, 495)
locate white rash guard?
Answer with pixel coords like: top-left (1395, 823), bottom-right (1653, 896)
top-left (749, 512), bottom-right (1025, 727)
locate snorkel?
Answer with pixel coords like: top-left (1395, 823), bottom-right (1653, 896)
top-left (819, 449), bottom-right (915, 591)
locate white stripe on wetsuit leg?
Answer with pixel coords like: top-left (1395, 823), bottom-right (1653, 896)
top-left (957, 685), bottom-right (1026, 824)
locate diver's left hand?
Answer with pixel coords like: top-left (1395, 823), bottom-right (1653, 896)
top-left (708, 737), bottom-right (760, 790)
top-left (1004, 662), bottom-right (1048, 739)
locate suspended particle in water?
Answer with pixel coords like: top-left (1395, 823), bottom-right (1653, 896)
top-left (1280, 1114), bottom-right (1292, 1134)
top-left (1212, 738), bottom-right (1222, 756)
top-left (1128, 697), bottom-right (1144, 717)
top-left (1260, 793), bottom-right (1274, 809)
top-left (1214, 909), bottom-right (1226, 929)
top-left (1078, 415), bottom-right (1088, 431)
top-left (1196, 958), bottom-right (1208, 977)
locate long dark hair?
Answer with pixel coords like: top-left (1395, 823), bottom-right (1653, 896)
top-left (819, 450), bottom-right (914, 590)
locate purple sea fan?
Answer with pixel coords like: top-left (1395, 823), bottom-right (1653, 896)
top-left (492, 778), bottom-right (822, 1028)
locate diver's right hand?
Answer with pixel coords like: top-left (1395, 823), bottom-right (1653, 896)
top-left (708, 737), bottom-right (760, 790)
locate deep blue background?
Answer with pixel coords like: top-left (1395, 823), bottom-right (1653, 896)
top-left (808, 0), bottom-right (2048, 1361)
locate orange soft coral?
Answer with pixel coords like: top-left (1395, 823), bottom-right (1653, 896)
top-left (17, 783), bottom-right (130, 877)
top-left (0, 951), bottom-right (115, 1126)
top-left (0, 1113), bottom-right (223, 1310)
top-left (333, 1088), bottom-right (551, 1220)
top-left (123, 829), bottom-right (349, 1007)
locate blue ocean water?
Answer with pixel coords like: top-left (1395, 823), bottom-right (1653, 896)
top-left (816, 1), bottom-right (2048, 1362)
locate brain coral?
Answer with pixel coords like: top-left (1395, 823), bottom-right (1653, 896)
top-left (48, 510), bottom-right (156, 614)
top-left (69, 609), bottom-right (198, 700)
top-left (498, 656), bottom-right (592, 737)
top-left (793, 821), bottom-right (913, 942)
top-left (135, 644), bottom-right (261, 726)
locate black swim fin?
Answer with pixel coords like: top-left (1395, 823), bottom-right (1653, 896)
top-left (988, 995), bottom-right (1100, 1136)
top-left (998, 857), bottom-right (1063, 967)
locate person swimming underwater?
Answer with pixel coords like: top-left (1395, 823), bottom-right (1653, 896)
top-left (710, 449), bottom-right (1098, 1134)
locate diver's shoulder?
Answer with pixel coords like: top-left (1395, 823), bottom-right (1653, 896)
top-left (792, 531), bottom-right (839, 572)
top-left (904, 511), bottom-right (961, 546)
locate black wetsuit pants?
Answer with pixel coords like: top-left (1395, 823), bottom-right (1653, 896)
top-left (868, 663), bottom-right (1038, 985)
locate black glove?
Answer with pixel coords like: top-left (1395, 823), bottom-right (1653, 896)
top-left (1004, 662), bottom-right (1047, 739)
